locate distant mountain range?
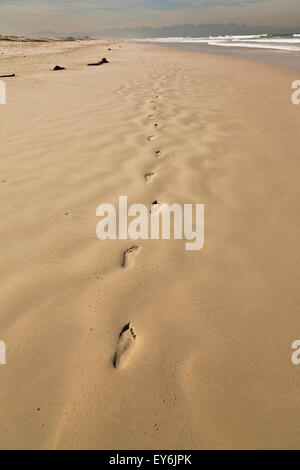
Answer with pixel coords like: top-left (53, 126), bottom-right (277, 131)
top-left (33, 23), bottom-right (300, 39)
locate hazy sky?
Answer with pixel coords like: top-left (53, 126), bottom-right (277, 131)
top-left (0, 0), bottom-right (300, 34)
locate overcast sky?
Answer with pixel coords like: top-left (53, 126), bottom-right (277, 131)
top-left (0, 0), bottom-right (300, 34)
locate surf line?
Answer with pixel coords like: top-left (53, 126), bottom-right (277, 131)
top-left (96, 196), bottom-right (204, 251)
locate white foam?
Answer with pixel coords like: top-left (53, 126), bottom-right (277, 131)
top-left (209, 41), bottom-right (300, 52)
top-left (135, 34), bottom-right (300, 52)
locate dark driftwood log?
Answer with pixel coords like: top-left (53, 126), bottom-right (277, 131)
top-left (0, 73), bottom-right (15, 78)
top-left (87, 58), bottom-right (109, 67)
top-left (53, 65), bottom-right (65, 71)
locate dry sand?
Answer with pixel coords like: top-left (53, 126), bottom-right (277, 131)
top-left (1, 38), bottom-right (300, 450)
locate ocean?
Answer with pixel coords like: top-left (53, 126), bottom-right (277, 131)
top-left (135, 34), bottom-right (300, 72)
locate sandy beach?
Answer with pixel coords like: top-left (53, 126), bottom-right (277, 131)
top-left (1, 38), bottom-right (300, 450)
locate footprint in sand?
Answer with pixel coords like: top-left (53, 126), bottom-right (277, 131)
top-left (113, 323), bottom-right (137, 369)
top-left (155, 150), bottom-right (161, 157)
top-left (122, 245), bottom-right (140, 268)
top-left (148, 114), bottom-right (155, 119)
top-left (144, 172), bottom-right (154, 183)
top-left (147, 135), bottom-right (155, 142)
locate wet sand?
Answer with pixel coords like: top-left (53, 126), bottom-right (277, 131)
top-left (140, 41), bottom-right (300, 73)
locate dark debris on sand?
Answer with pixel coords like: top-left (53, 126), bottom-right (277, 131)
top-left (87, 58), bottom-right (109, 67)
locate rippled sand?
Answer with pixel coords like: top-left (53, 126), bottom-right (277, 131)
top-left (0, 39), bottom-right (300, 449)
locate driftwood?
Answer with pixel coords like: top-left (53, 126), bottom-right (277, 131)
top-left (53, 65), bottom-right (65, 71)
top-left (0, 73), bottom-right (15, 78)
top-left (87, 58), bottom-right (109, 67)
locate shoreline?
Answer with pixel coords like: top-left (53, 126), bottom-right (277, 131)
top-left (134, 39), bottom-right (300, 74)
top-left (1, 40), bottom-right (300, 450)
top-left (2, 35), bottom-right (300, 77)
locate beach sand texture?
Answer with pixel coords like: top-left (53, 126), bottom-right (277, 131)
top-left (1, 39), bottom-right (300, 449)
